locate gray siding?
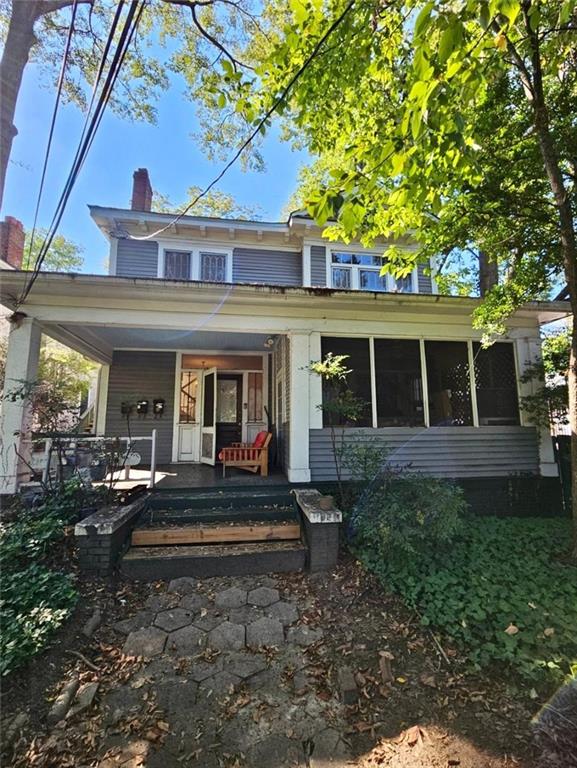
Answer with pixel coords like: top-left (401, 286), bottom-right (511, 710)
top-left (105, 351), bottom-right (176, 463)
top-left (417, 263), bottom-right (433, 293)
top-left (116, 239), bottom-right (159, 278)
top-left (310, 245), bottom-right (327, 287)
top-left (233, 248), bottom-right (302, 286)
top-left (309, 426), bottom-right (539, 481)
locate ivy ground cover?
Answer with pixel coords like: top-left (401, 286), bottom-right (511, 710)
top-left (357, 516), bottom-right (577, 682)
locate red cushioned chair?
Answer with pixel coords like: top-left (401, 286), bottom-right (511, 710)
top-left (219, 431), bottom-right (272, 478)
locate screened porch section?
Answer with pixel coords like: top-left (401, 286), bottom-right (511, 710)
top-left (319, 335), bottom-right (521, 429)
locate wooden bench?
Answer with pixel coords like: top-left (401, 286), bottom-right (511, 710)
top-left (219, 431), bottom-right (272, 477)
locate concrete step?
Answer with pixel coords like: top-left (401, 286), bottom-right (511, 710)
top-left (121, 540), bottom-right (307, 579)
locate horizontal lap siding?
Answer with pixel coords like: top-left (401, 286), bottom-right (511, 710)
top-left (417, 263), bottom-right (433, 293)
top-left (309, 426), bottom-right (539, 480)
top-left (233, 248), bottom-right (302, 286)
top-left (310, 245), bottom-right (327, 286)
top-left (105, 351), bottom-right (176, 463)
top-left (116, 239), bottom-right (159, 277)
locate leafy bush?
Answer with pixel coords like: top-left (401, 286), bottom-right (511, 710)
top-left (0, 565), bottom-right (77, 676)
top-left (0, 485), bottom-right (79, 676)
top-left (352, 474), bottom-right (466, 567)
top-left (355, 512), bottom-right (577, 682)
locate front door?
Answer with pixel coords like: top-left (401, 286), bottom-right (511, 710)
top-left (216, 374), bottom-right (243, 459)
top-left (178, 369), bottom-right (200, 461)
top-left (200, 367), bottom-right (218, 465)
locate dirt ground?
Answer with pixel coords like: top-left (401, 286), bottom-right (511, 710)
top-left (1, 556), bottom-right (545, 768)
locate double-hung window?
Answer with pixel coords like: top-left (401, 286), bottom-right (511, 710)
top-left (331, 251), bottom-right (413, 292)
top-left (165, 250), bottom-right (191, 280)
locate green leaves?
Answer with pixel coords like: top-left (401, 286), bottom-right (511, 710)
top-left (356, 514), bottom-right (577, 683)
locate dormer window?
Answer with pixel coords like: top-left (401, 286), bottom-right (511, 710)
top-left (330, 251), bottom-right (416, 292)
top-left (165, 250), bottom-right (191, 280)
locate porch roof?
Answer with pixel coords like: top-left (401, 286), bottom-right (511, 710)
top-left (0, 269), bottom-right (570, 325)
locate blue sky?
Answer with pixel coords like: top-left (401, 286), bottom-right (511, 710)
top-left (3, 62), bottom-right (309, 274)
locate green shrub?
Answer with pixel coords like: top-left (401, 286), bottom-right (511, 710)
top-left (355, 513), bottom-right (577, 682)
top-left (0, 565), bottom-right (77, 676)
top-left (353, 474), bottom-right (466, 567)
top-left (0, 485), bottom-right (80, 676)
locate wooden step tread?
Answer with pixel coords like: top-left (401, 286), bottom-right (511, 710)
top-left (131, 521), bottom-right (301, 547)
top-left (124, 540), bottom-right (305, 559)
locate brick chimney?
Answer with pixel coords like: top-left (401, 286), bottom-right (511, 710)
top-left (0, 216), bottom-right (24, 269)
top-left (131, 168), bottom-right (152, 212)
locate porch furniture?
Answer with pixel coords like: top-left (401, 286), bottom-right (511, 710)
top-left (219, 431), bottom-right (272, 477)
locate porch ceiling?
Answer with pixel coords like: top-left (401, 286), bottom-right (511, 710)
top-left (43, 324), bottom-right (273, 364)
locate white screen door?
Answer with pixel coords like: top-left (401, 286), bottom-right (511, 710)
top-left (200, 367), bottom-right (218, 465)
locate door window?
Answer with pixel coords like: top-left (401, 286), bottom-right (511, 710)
top-left (217, 379), bottom-right (239, 422)
top-left (179, 371), bottom-right (198, 423)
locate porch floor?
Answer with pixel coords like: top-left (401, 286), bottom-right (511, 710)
top-left (101, 463), bottom-right (287, 490)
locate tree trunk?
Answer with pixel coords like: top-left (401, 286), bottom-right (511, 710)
top-left (478, 250), bottom-right (499, 296)
top-left (519, 7), bottom-right (577, 555)
top-left (531, 102), bottom-right (577, 556)
top-left (0, 1), bottom-right (40, 211)
top-left (0, 0), bottom-right (82, 210)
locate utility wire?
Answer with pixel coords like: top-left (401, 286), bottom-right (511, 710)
top-left (129, 0), bottom-right (356, 241)
top-left (23, 0), bottom-right (79, 271)
top-left (18, 1), bottom-right (146, 306)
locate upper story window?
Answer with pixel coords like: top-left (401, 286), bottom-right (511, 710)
top-left (160, 245), bottom-right (231, 282)
top-left (201, 251), bottom-right (227, 282)
top-left (330, 251), bottom-right (415, 292)
top-left (165, 250), bottom-right (191, 280)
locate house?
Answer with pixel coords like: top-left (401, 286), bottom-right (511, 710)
top-left (0, 169), bottom-right (570, 506)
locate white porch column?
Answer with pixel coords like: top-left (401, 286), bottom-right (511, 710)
top-left (515, 335), bottom-right (558, 477)
top-left (0, 319), bottom-right (42, 494)
top-left (95, 363), bottom-right (110, 435)
top-left (309, 332), bottom-right (323, 429)
top-left (288, 332), bottom-right (313, 482)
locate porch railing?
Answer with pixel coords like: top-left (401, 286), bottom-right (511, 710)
top-left (32, 430), bottom-right (158, 489)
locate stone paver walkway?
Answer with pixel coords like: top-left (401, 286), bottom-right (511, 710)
top-left (106, 574), bottom-right (349, 767)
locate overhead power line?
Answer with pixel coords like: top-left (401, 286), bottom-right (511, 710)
top-left (128, 0), bottom-right (356, 242)
top-left (24, 0), bottom-right (79, 271)
top-left (17, 0), bottom-right (146, 306)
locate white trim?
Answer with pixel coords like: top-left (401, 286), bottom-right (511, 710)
top-left (95, 364), bottom-right (110, 435)
top-left (302, 243), bottom-right (312, 287)
top-left (430, 256), bottom-right (440, 295)
top-left (309, 332), bottom-right (323, 429)
top-left (109, 237), bottom-right (118, 276)
top-left (171, 352), bottom-right (183, 462)
top-left (419, 339), bottom-right (430, 427)
top-left (287, 332), bottom-right (311, 482)
top-left (468, 340), bottom-right (480, 427)
top-left (369, 337), bottom-right (378, 428)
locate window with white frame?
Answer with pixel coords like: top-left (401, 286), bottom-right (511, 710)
top-left (200, 251), bottom-right (227, 282)
top-left (165, 250), bottom-right (191, 280)
top-left (330, 251), bottom-right (414, 292)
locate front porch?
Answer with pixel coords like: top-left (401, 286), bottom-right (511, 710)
top-left (101, 463), bottom-right (288, 491)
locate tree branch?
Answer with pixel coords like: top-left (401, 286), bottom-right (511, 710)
top-left (36, 0), bottom-right (93, 18)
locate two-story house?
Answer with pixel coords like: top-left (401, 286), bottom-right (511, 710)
top-left (0, 169), bottom-right (569, 501)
